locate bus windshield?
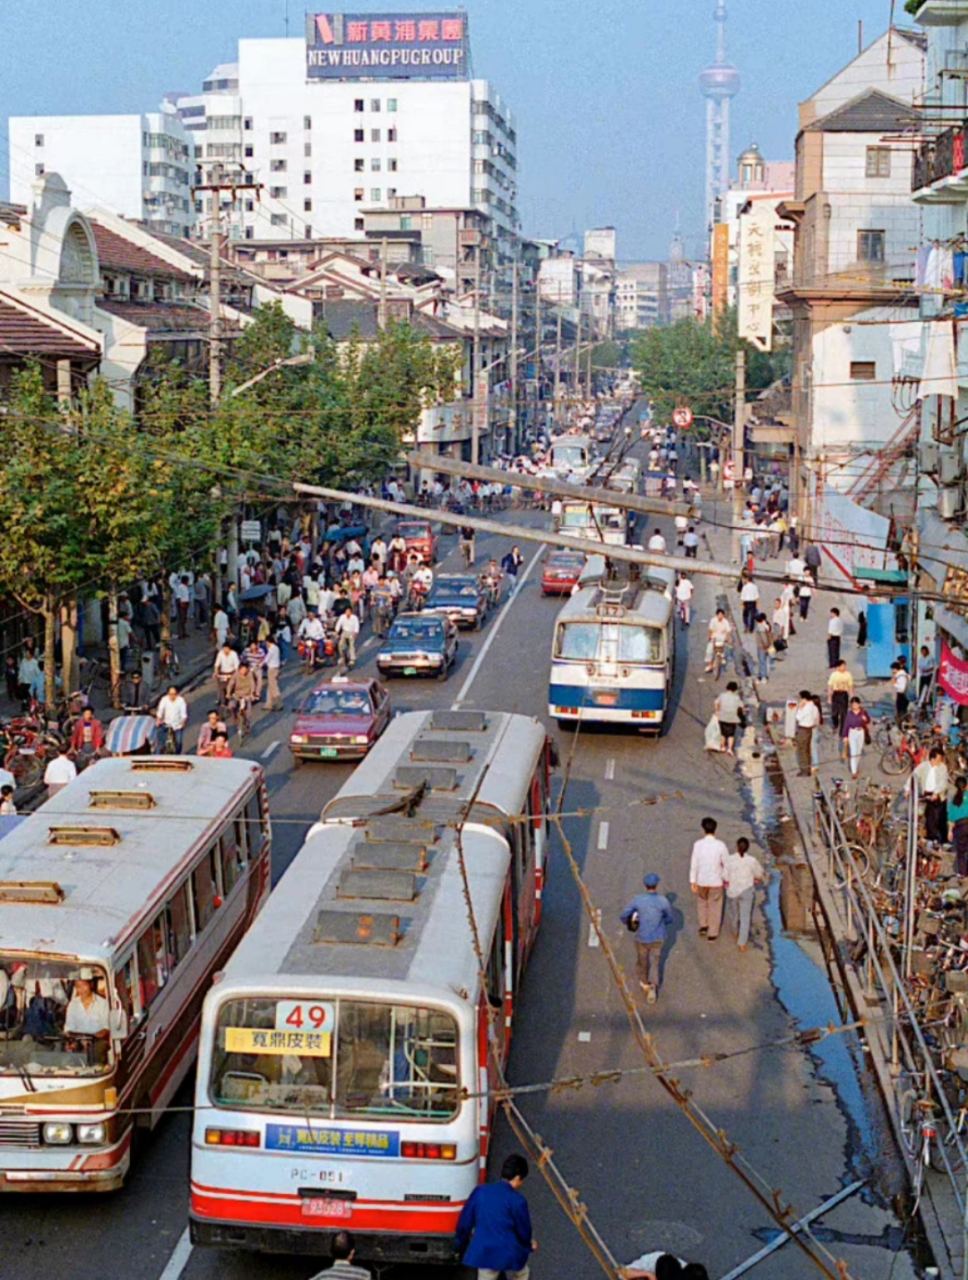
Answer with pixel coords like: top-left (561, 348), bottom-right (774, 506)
top-left (210, 997), bottom-right (459, 1121)
top-left (0, 956), bottom-right (114, 1076)
top-left (560, 506), bottom-right (625, 532)
top-left (555, 622), bottom-right (664, 664)
top-left (551, 443), bottom-right (588, 469)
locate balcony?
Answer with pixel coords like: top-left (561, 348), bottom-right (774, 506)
top-left (909, 0), bottom-right (968, 25)
top-left (912, 124), bottom-right (968, 201)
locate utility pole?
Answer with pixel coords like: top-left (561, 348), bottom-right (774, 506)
top-left (733, 346), bottom-right (746, 485)
top-left (378, 236), bottom-right (388, 330)
top-left (534, 285), bottom-right (542, 439)
top-left (586, 341), bottom-right (593, 398)
top-left (472, 240), bottom-right (482, 465)
top-left (510, 258), bottom-right (519, 455)
top-left (554, 288), bottom-right (562, 426)
top-left (574, 307), bottom-right (582, 399)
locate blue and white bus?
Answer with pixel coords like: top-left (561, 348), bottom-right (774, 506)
top-left (548, 567), bottom-right (676, 733)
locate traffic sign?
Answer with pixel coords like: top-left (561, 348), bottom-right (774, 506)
top-left (672, 406), bottom-right (694, 429)
top-left (240, 520), bottom-right (262, 544)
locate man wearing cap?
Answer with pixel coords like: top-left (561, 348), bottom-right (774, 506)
top-left (619, 874), bottom-right (674, 1004)
top-left (64, 969), bottom-right (110, 1041)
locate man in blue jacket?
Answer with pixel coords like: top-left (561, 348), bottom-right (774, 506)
top-left (620, 872), bottom-right (674, 1005)
top-left (455, 1152), bottom-right (536, 1279)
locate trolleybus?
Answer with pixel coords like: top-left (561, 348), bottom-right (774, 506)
top-left (0, 756), bottom-right (271, 1191)
top-left (189, 709), bottom-right (553, 1264)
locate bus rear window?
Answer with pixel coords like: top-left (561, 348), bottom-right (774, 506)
top-left (210, 998), bottom-right (459, 1122)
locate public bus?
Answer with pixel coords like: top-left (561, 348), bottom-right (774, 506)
top-left (543, 434), bottom-right (596, 480)
top-left (607, 458), bottom-right (641, 495)
top-left (556, 499), bottom-right (629, 547)
top-left (0, 756), bottom-right (271, 1191)
top-left (190, 709), bottom-right (554, 1264)
top-left (549, 563), bottom-right (676, 732)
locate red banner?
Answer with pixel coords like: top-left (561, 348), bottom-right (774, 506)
top-left (938, 642), bottom-right (968, 705)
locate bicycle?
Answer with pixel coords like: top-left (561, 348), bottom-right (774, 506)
top-left (899, 1091), bottom-right (939, 1200)
top-left (154, 723), bottom-right (178, 755)
top-left (711, 642), bottom-right (728, 682)
top-left (229, 697), bottom-right (252, 744)
top-left (880, 726), bottom-right (923, 776)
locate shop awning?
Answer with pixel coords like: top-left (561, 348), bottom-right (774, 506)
top-left (854, 566), bottom-right (907, 586)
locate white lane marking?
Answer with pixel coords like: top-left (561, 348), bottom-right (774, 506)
top-left (605, 757), bottom-right (615, 781)
top-left (360, 635), bottom-right (378, 651)
top-left (261, 740), bottom-right (281, 760)
top-left (588, 909), bottom-right (601, 948)
top-left (451, 545), bottom-right (543, 710)
top-left (597, 821), bottom-right (609, 851)
top-left (578, 1031), bottom-right (591, 1043)
top-left (158, 1227), bottom-right (192, 1280)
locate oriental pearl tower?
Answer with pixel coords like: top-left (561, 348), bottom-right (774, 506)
top-left (700, 0), bottom-right (740, 234)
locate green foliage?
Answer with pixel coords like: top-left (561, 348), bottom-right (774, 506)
top-left (630, 308), bottom-right (787, 430)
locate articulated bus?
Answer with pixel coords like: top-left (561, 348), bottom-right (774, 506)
top-left (549, 561), bottom-right (676, 732)
top-left (190, 709), bottom-right (554, 1264)
top-left (0, 756), bottom-right (271, 1191)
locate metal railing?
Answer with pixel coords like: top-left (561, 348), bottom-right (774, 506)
top-left (813, 779), bottom-right (968, 1227)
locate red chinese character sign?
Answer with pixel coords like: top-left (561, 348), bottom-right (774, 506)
top-left (939, 642), bottom-right (968, 706)
top-left (308, 12), bottom-right (469, 79)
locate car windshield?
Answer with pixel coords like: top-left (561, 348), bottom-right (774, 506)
top-left (0, 956), bottom-right (114, 1076)
top-left (390, 619), bottom-right (441, 642)
top-left (303, 690), bottom-right (372, 716)
top-left (397, 523), bottom-right (428, 539)
top-left (550, 557), bottom-right (583, 572)
top-left (435, 580), bottom-right (478, 598)
top-left (210, 997), bottom-right (459, 1121)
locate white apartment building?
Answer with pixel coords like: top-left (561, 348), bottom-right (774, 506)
top-left (170, 33), bottom-right (518, 256)
top-left (9, 109), bottom-right (192, 237)
top-left (615, 263), bottom-right (668, 331)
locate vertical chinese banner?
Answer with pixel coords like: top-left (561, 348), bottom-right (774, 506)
top-left (711, 224), bottom-right (729, 317)
top-left (738, 201), bottom-right (776, 352)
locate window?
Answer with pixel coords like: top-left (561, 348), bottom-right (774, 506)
top-left (137, 916), bottom-right (169, 1008)
top-left (245, 792), bottom-right (267, 858)
top-left (371, 98), bottom-right (381, 112)
top-left (400, 214), bottom-right (412, 230)
top-left (388, 158), bottom-right (398, 172)
top-left (354, 158), bottom-right (365, 172)
top-left (371, 128), bottom-right (381, 142)
top-left (270, 131), bottom-right (287, 144)
top-left (35, 163), bottom-right (44, 177)
top-left (850, 361), bottom-right (877, 381)
top-left (371, 158), bottom-right (381, 171)
top-left (388, 127), bottom-right (397, 143)
top-left (304, 198), bottom-right (312, 211)
top-left (270, 158), bottom-right (286, 172)
top-left (194, 145), bottom-right (202, 159)
top-left (243, 117), bottom-right (253, 130)
top-left (387, 98), bottom-right (397, 112)
top-left (355, 217), bottom-right (365, 231)
top-left (387, 187), bottom-right (397, 199)
top-left (304, 170), bottom-right (312, 184)
top-left (354, 188), bottom-right (364, 202)
top-left (865, 147), bottom-right (891, 178)
top-left (34, 133), bottom-right (43, 147)
top-left (244, 144), bottom-right (253, 158)
top-left (371, 188), bottom-right (382, 202)
top-left (354, 128), bottom-right (364, 142)
top-left (219, 820), bottom-right (246, 897)
top-left (192, 850), bottom-right (220, 931)
top-left (270, 213), bottom-right (287, 226)
top-left (167, 883), bottom-right (193, 964)
top-left (304, 223), bottom-right (313, 238)
top-left (270, 186), bottom-right (287, 198)
top-left (244, 199), bottom-right (254, 212)
top-left (354, 99), bottom-right (364, 112)
top-left (304, 141), bottom-right (312, 157)
top-left (244, 226), bottom-right (254, 240)
top-left (115, 955), bottom-right (139, 1030)
top-left (857, 229), bottom-right (885, 263)
top-left (303, 115), bottom-right (312, 130)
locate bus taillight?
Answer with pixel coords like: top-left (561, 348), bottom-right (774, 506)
top-left (205, 1128), bottom-right (261, 1148)
top-left (401, 1142), bottom-right (457, 1160)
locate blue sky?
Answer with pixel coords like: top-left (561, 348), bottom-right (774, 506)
top-left (0, 0), bottom-right (911, 261)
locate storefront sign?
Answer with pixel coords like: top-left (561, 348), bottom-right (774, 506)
top-left (711, 223), bottom-right (729, 316)
top-left (938, 642), bottom-right (968, 705)
top-left (307, 13), bottom-right (469, 79)
top-left (266, 1124), bottom-right (400, 1157)
top-left (738, 202), bottom-right (777, 353)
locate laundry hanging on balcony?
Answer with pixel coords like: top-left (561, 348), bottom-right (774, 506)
top-left (922, 319), bottom-right (958, 400)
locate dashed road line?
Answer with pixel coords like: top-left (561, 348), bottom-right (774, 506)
top-left (261, 740), bottom-right (280, 760)
top-left (157, 1227), bottom-right (192, 1280)
top-left (605, 757), bottom-right (615, 781)
top-left (597, 821), bottom-right (609, 851)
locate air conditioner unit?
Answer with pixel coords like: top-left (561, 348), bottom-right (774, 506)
top-left (938, 484), bottom-right (962, 519)
top-left (939, 450), bottom-right (964, 485)
top-left (919, 442), bottom-right (940, 474)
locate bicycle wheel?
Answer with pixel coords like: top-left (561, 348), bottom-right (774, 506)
top-left (831, 843), bottom-right (873, 890)
top-left (880, 746), bottom-right (910, 776)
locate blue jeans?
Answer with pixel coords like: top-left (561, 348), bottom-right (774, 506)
top-left (278, 636), bottom-right (290, 663)
top-left (154, 725), bottom-right (183, 754)
top-left (757, 649), bottom-right (771, 681)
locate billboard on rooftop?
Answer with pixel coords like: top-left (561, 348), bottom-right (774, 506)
top-left (306, 13), bottom-right (470, 80)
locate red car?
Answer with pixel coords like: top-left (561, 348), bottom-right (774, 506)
top-left (542, 551), bottom-right (587, 595)
top-left (289, 678), bottom-right (391, 764)
top-left (394, 518), bottom-right (438, 565)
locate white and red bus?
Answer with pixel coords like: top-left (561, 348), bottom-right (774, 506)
top-left (190, 708), bottom-right (553, 1264)
top-left (0, 756), bottom-right (271, 1191)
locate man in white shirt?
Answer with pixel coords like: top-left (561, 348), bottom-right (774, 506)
top-left (706, 609), bottom-right (731, 672)
top-left (827, 607), bottom-right (844, 668)
top-left (674, 513), bottom-right (688, 547)
top-left (725, 837), bottom-right (765, 950)
top-left (740, 576), bottom-right (760, 633)
top-left (689, 817), bottom-right (729, 940)
top-left (787, 553), bottom-right (806, 582)
top-left (174, 576), bottom-right (192, 639)
top-left (675, 575), bottom-right (694, 626)
top-left (683, 527), bottom-right (699, 559)
top-left (647, 529), bottom-right (666, 554)
top-left (893, 661), bottom-right (911, 725)
top-left (213, 642), bottom-right (240, 706)
top-left (213, 606), bottom-right (229, 650)
top-left (155, 686), bottom-right (189, 754)
top-left (335, 608), bottom-right (360, 671)
top-left (64, 968), bottom-right (111, 1041)
top-left (44, 745), bottom-right (77, 795)
top-left (264, 639), bottom-right (282, 711)
top-left (794, 690), bottom-right (820, 776)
